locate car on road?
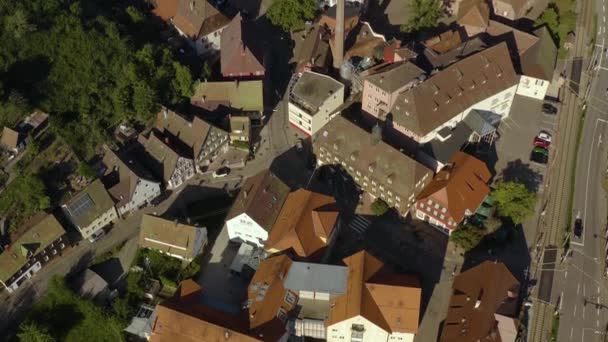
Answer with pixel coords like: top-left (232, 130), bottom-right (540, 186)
top-left (533, 138), bottom-right (550, 148)
top-left (213, 167), bottom-right (231, 178)
top-left (532, 147), bottom-right (549, 156)
top-left (542, 103), bottom-right (558, 114)
top-left (538, 131), bottom-right (552, 143)
top-left (574, 214), bottom-right (583, 238)
top-left (88, 229), bottom-right (106, 243)
top-left (530, 150), bottom-right (548, 164)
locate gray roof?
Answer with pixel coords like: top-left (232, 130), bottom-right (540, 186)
top-left (283, 261), bottom-right (348, 295)
top-left (290, 71), bottom-right (344, 115)
top-left (64, 180), bottom-right (116, 229)
top-left (422, 122), bottom-right (474, 164)
top-left (463, 110), bottom-right (501, 136)
top-left (364, 61), bottom-right (426, 93)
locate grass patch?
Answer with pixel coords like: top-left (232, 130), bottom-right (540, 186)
top-left (550, 313), bottom-right (560, 342)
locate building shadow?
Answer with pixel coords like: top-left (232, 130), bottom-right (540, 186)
top-left (162, 184), bottom-right (231, 220)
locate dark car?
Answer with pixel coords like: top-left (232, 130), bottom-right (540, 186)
top-left (530, 150), bottom-right (548, 164)
top-left (574, 216), bottom-right (583, 238)
top-left (542, 103), bottom-right (558, 114)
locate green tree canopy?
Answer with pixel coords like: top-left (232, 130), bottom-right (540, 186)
top-left (266, 0), bottom-right (317, 32)
top-left (401, 0), bottom-right (443, 34)
top-left (450, 224), bottom-right (486, 251)
top-left (492, 181), bottom-right (537, 224)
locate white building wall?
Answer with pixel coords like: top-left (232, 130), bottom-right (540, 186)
top-left (226, 213), bottom-right (268, 247)
top-left (76, 206), bottom-right (119, 240)
top-left (516, 75), bottom-right (549, 100)
top-left (118, 178), bottom-right (161, 216)
top-left (289, 85), bottom-right (344, 136)
top-left (194, 28), bottom-right (225, 55)
top-left (327, 316), bottom-right (415, 342)
top-left (419, 84), bottom-right (518, 143)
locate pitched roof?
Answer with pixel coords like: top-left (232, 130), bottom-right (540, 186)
top-left (290, 24), bottom-right (331, 71)
top-left (423, 36), bottom-right (488, 70)
top-left (326, 251), bottom-right (421, 334)
top-left (1, 127), bottom-right (20, 150)
top-left (138, 132), bottom-right (180, 184)
top-left (364, 61), bottom-right (426, 94)
top-left (417, 152), bottom-right (491, 223)
top-left (0, 213), bottom-right (65, 282)
top-left (457, 0), bottom-right (490, 29)
top-left (393, 42), bottom-right (518, 137)
top-left (192, 80), bottom-right (264, 112)
top-left (139, 214), bottom-right (206, 260)
top-left (155, 108), bottom-right (213, 159)
top-left (520, 26), bottom-right (558, 80)
top-left (247, 254), bottom-right (296, 340)
top-left (441, 261), bottom-right (519, 342)
top-left (494, 0), bottom-right (527, 17)
top-left (344, 22), bottom-right (387, 61)
top-left (173, 0), bottom-right (229, 39)
top-left (220, 14), bottom-right (265, 76)
top-left (265, 189), bottom-right (339, 258)
top-left (485, 20), bottom-right (539, 57)
top-left (226, 170), bottom-right (290, 231)
top-left (423, 30), bottom-right (464, 54)
top-left (63, 179), bottom-right (116, 229)
top-left (153, 0), bottom-right (180, 21)
top-left (315, 116), bottom-right (433, 200)
top-left (152, 280), bottom-right (261, 342)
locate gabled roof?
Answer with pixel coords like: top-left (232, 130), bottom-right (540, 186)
top-left (364, 61), bottom-right (426, 94)
top-left (441, 261), bottom-right (519, 342)
top-left (155, 108), bottom-right (213, 160)
top-left (247, 254), bottom-right (296, 340)
top-left (226, 170), bottom-right (290, 231)
top-left (417, 152), bottom-right (491, 223)
top-left (265, 189), bottom-right (339, 258)
top-left (152, 0), bottom-right (180, 21)
top-left (393, 42), bottom-right (518, 137)
top-left (173, 0), bottom-right (229, 39)
top-left (139, 214), bottom-right (205, 260)
top-left (1, 127), bottom-right (21, 150)
top-left (520, 26), bottom-right (558, 80)
top-left (423, 30), bottom-right (464, 54)
top-left (193, 80), bottom-right (264, 112)
top-left (494, 0), bottom-right (527, 18)
top-left (0, 213), bottom-right (65, 282)
top-left (485, 20), bottom-right (539, 57)
top-left (63, 180), bottom-right (116, 229)
top-left (423, 36), bottom-right (488, 70)
top-left (457, 0), bottom-right (490, 29)
top-left (220, 14), bottom-right (265, 77)
top-left (152, 280), bottom-right (261, 342)
top-left (138, 132), bottom-right (180, 184)
top-left (326, 251), bottom-right (421, 334)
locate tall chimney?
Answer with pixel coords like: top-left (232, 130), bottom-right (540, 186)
top-left (332, 0), bottom-right (345, 69)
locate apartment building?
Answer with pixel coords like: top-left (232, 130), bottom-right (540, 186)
top-left (326, 251), bottom-right (422, 342)
top-left (62, 179), bottom-right (118, 241)
top-left (225, 170), bottom-right (290, 247)
top-left (288, 71), bottom-right (344, 136)
top-left (265, 189), bottom-right (340, 259)
top-left (139, 214), bottom-right (207, 262)
top-left (0, 213), bottom-right (67, 293)
top-left (313, 116), bottom-right (433, 216)
top-left (516, 27), bottom-right (558, 100)
top-left (415, 152), bottom-right (491, 234)
top-left (361, 61), bottom-right (426, 118)
top-left (389, 42), bottom-right (518, 144)
top-left (441, 261), bottom-right (520, 342)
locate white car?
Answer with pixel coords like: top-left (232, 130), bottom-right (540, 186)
top-left (88, 229), bottom-right (106, 243)
top-left (212, 167), bottom-right (230, 178)
top-left (538, 131), bottom-right (552, 143)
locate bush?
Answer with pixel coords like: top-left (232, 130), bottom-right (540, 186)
top-left (450, 224), bottom-right (487, 251)
top-left (371, 198), bottom-right (390, 216)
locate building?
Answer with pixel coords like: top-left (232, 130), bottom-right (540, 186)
top-left (139, 214), bottom-right (207, 262)
top-left (246, 254), bottom-right (298, 341)
top-left (0, 213), bottom-right (67, 293)
top-left (72, 268), bottom-right (110, 302)
top-left (361, 61), bottom-right (426, 118)
top-left (151, 279), bottom-right (263, 341)
top-left (516, 26), bottom-right (558, 100)
top-left (100, 145), bottom-right (162, 217)
top-left (290, 23), bottom-right (332, 73)
top-left (326, 251), bottom-right (422, 342)
top-left (414, 152), bottom-right (491, 234)
top-left (229, 116), bottom-right (252, 144)
top-left (62, 179), bottom-right (118, 240)
top-left (0, 127), bottom-right (24, 154)
top-left (319, 3), bottom-right (361, 37)
top-left (124, 304), bottom-right (156, 340)
top-left (440, 261), bottom-right (520, 342)
top-left (220, 14), bottom-right (265, 78)
top-left (492, 0), bottom-right (527, 20)
top-left (265, 189), bottom-right (340, 259)
top-left (313, 116), bottom-right (433, 216)
top-left (137, 131), bottom-right (195, 189)
top-left (288, 71), bottom-right (345, 136)
top-left (389, 42), bottom-right (518, 144)
top-left (171, 0), bottom-right (230, 55)
top-left (225, 170), bottom-right (290, 246)
top-left (192, 80), bottom-right (264, 114)
top-left (456, 0), bottom-right (490, 37)
top-left (155, 107), bottom-right (230, 169)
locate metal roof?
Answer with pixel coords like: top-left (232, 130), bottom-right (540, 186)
top-left (283, 261), bottom-right (348, 295)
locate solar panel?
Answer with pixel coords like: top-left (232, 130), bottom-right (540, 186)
top-left (67, 193), bottom-right (95, 218)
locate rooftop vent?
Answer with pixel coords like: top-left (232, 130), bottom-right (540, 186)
top-left (480, 54), bottom-right (490, 68)
top-left (455, 67), bottom-right (463, 80)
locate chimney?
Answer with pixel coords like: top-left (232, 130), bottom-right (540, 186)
top-left (332, 0), bottom-right (345, 69)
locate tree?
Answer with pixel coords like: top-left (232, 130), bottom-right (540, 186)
top-left (401, 0), bottom-right (443, 34)
top-left (535, 5), bottom-right (559, 41)
top-left (4, 8), bottom-right (35, 39)
top-left (450, 224), bottom-right (486, 251)
top-left (266, 0), bottom-right (316, 32)
top-left (492, 181), bottom-right (537, 224)
top-left (17, 322), bottom-right (55, 342)
top-left (371, 198), bottom-right (390, 216)
top-left (200, 61), bottom-right (212, 81)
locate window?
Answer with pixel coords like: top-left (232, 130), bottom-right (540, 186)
top-left (434, 203), bottom-right (440, 209)
top-left (433, 210), bottom-right (438, 216)
top-left (440, 214), bottom-right (445, 219)
top-left (427, 199), bottom-right (432, 205)
top-left (442, 207), bottom-right (447, 213)
top-left (277, 308), bottom-right (288, 322)
top-left (284, 291), bottom-right (297, 305)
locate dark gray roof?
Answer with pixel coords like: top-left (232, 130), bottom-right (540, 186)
top-left (364, 61), bottom-right (426, 93)
top-left (422, 122), bottom-right (474, 164)
top-left (283, 262), bottom-right (348, 295)
top-left (463, 110), bottom-right (501, 136)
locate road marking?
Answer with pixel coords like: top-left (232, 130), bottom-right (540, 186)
top-left (585, 284), bottom-right (587, 297)
top-left (578, 283), bottom-right (581, 295)
top-left (575, 305), bottom-right (577, 316)
top-left (598, 319), bottom-right (600, 328)
top-left (599, 286), bottom-right (601, 294)
top-left (599, 134), bottom-right (603, 147)
top-left (584, 305), bottom-right (586, 319)
top-left (571, 327), bottom-right (574, 339)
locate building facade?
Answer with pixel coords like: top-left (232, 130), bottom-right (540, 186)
top-left (288, 71), bottom-right (345, 136)
top-left (139, 214), bottom-right (207, 262)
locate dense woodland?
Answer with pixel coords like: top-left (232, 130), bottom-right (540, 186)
top-left (0, 0), bottom-right (194, 160)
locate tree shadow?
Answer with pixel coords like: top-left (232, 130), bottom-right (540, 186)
top-left (499, 159), bottom-right (543, 192)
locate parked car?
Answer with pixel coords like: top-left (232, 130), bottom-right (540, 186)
top-left (538, 131), bottom-right (553, 143)
top-left (574, 214), bottom-right (583, 238)
top-left (542, 103), bottom-right (558, 114)
top-left (534, 136), bottom-right (550, 147)
top-left (213, 166), bottom-right (231, 178)
top-left (88, 229), bottom-right (106, 243)
top-left (530, 150), bottom-right (548, 164)
top-left (533, 147), bottom-right (549, 156)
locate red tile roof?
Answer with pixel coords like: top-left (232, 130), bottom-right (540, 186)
top-left (220, 14), bottom-right (265, 77)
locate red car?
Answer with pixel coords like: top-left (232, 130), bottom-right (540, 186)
top-left (534, 137), bottom-right (550, 148)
